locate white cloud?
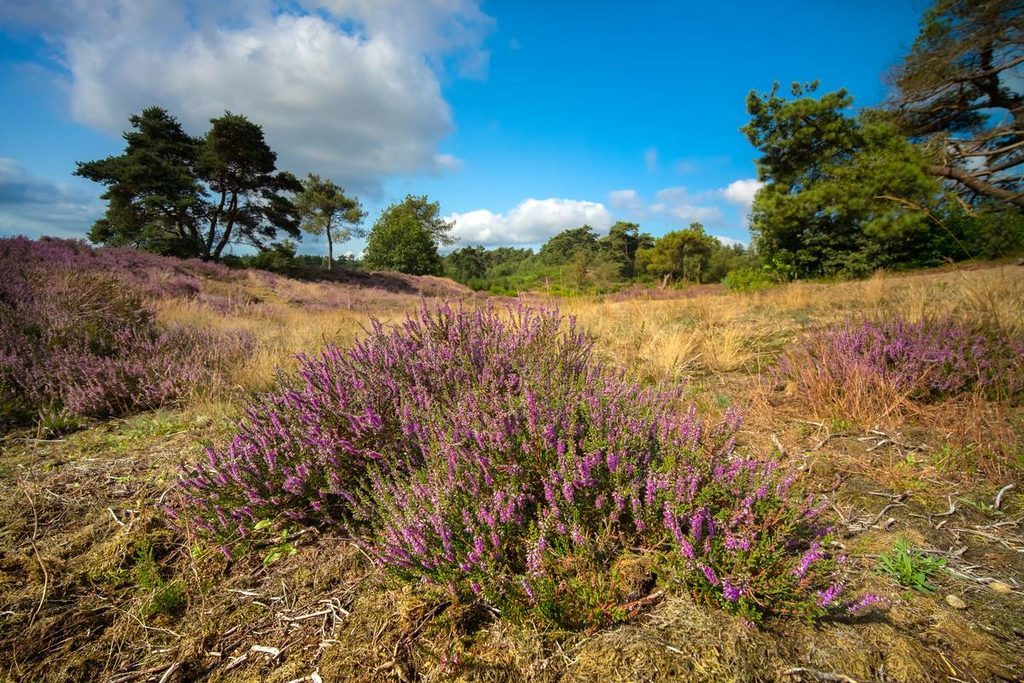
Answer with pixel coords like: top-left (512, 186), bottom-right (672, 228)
top-left (721, 178), bottom-right (764, 209)
top-left (10, 1), bottom-right (491, 194)
top-left (0, 158), bottom-right (102, 238)
top-left (644, 147), bottom-right (658, 172)
top-left (718, 178), bottom-right (763, 229)
top-left (447, 198), bottom-right (613, 246)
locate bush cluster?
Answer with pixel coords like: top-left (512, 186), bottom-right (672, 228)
top-left (178, 303), bottom-right (867, 624)
top-left (777, 317), bottom-right (1024, 418)
top-left (0, 237), bottom-right (250, 426)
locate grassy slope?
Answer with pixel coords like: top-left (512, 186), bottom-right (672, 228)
top-left (1, 263), bottom-right (1022, 682)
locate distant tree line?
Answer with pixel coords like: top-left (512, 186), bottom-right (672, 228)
top-left (443, 222), bottom-right (762, 295)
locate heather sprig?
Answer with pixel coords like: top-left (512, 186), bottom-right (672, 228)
top-left (177, 301), bottom-right (856, 623)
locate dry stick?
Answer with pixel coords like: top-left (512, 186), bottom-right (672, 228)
top-left (994, 483), bottom-right (1015, 510)
top-left (20, 482), bottom-right (48, 628)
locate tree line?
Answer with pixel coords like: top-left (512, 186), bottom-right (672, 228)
top-left (77, 0), bottom-right (1023, 286)
top-left (443, 222), bottom-right (760, 294)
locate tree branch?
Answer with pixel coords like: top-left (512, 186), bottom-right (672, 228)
top-left (928, 163), bottom-right (1024, 207)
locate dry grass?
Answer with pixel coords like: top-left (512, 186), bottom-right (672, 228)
top-left (563, 264), bottom-right (1023, 384)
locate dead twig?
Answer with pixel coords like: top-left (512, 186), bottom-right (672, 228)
top-left (19, 482), bottom-right (48, 628)
top-left (994, 483), bottom-right (1015, 510)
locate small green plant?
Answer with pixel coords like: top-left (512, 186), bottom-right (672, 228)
top-left (877, 538), bottom-right (946, 592)
top-left (261, 524), bottom-right (299, 565)
top-left (134, 539), bottom-right (186, 617)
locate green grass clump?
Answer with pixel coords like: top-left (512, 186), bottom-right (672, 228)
top-left (877, 538), bottom-right (946, 592)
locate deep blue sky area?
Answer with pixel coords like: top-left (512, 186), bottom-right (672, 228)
top-left (0, 0), bottom-right (928, 252)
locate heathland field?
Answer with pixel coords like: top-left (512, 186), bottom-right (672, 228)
top-left (1, 240), bottom-right (1023, 682)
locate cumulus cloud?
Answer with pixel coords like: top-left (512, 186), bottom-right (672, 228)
top-left (0, 158), bottom-right (102, 238)
top-left (718, 178), bottom-right (763, 229)
top-left (4, 0), bottom-right (492, 193)
top-left (447, 198), bottom-right (613, 247)
top-left (720, 178), bottom-right (764, 209)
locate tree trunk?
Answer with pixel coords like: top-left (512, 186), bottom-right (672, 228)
top-left (206, 188), bottom-right (228, 258)
top-left (326, 227), bottom-right (333, 271)
top-left (213, 191), bottom-right (238, 259)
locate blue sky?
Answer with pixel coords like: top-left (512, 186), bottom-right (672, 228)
top-left (0, 0), bottom-right (927, 254)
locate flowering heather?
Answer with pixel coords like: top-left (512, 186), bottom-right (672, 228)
top-left (778, 317), bottom-right (1024, 416)
top-left (179, 302), bottom-right (855, 623)
top-left (0, 237), bottom-right (250, 424)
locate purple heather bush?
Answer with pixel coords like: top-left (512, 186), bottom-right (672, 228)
top-left (179, 302), bottom-right (857, 624)
top-left (778, 317), bottom-right (1024, 418)
top-left (0, 237), bottom-right (250, 425)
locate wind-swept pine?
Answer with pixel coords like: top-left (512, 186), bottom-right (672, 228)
top-left (890, 0), bottom-right (1024, 209)
top-left (77, 108), bottom-right (302, 260)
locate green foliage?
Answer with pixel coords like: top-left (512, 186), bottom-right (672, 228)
top-left (363, 208), bottom-right (443, 275)
top-left (706, 242), bottom-right (758, 283)
top-left (77, 107), bottom-right (302, 260)
top-left (723, 266), bottom-right (776, 292)
top-left (539, 225), bottom-right (600, 264)
top-left (877, 537), bottom-right (946, 592)
top-left (597, 221), bottom-right (654, 278)
top-left (379, 195), bottom-right (456, 248)
top-left (134, 538), bottom-right (186, 617)
top-left (941, 200), bottom-right (1024, 259)
top-left (295, 174), bottom-right (365, 271)
top-left (744, 82), bottom-right (942, 279)
top-left (637, 222), bottom-right (718, 283)
top-left (445, 245), bottom-right (490, 282)
top-left (77, 107), bottom-right (203, 256)
top-left (262, 527), bottom-right (300, 566)
top-left (445, 228), bottom-right (756, 294)
top-left (244, 239), bottom-right (299, 271)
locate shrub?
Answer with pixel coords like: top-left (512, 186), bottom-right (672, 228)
top-left (178, 302), bottom-right (867, 624)
top-left (0, 237), bottom-right (250, 426)
top-left (723, 266), bottom-right (776, 292)
top-left (777, 317), bottom-right (1024, 420)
